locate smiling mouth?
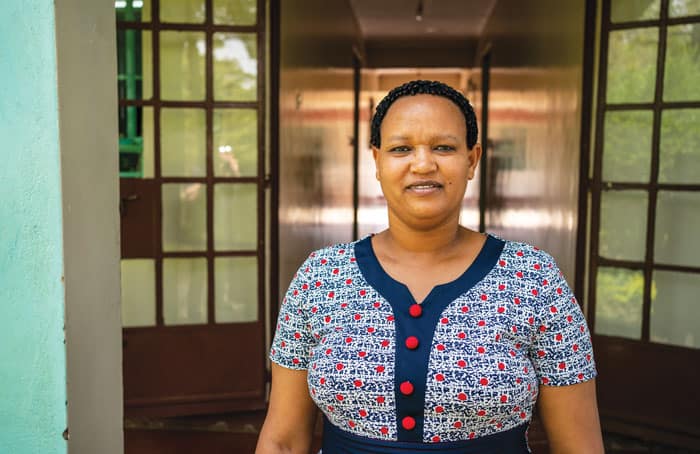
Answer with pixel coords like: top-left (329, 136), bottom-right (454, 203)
top-left (406, 181), bottom-right (443, 191)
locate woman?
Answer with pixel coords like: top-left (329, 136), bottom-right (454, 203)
top-left (256, 80), bottom-right (604, 453)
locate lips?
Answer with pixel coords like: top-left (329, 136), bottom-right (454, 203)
top-left (406, 180), bottom-right (443, 191)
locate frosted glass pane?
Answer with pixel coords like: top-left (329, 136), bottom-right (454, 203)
top-left (214, 109), bottom-right (257, 177)
top-left (214, 184), bottom-right (257, 250)
top-left (161, 108), bottom-right (206, 177)
top-left (119, 106), bottom-right (154, 178)
top-left (595, 267), bottom-right (644, 339)
top-left (213, 33), bottom-right (257, 101)
top-left (214, 0), bottom-right (256, 24)
top-left (163, 258), bottom-right (207, 325)
top-left (599, 190), bottom-right (648, 261)
top-left (160, 0), bottom-right (205, 23)
top-left (651, 271), bottom-right (700, 348)
top-left (117, 30), bottom-right (152, 100)
top-left (160, 31), bottom-right (205, 101)
top-left (611, 0), bottom-right (660, 22)
top-left (669, 0), bottom-right (700, 17)
top-left (607, 28), bottom-right (659, 104)
top-left (603, 111), bottom-right (653, 182)
top-left (162, 183), bottom-right (207, 251)
top-left (116, 0), bottom-right (151, 22)
top-left (120, 259), bottom-right (156, 327)
top-left (664, 24), bottom-right (700, 101)
top-left (654, 191), bottom-right (700, 267)
top-left (215, 257), bottom-right (258, 323)
top-left (659, 109), bottom-right (700, 184)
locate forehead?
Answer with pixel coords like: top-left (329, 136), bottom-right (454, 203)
top-left (382, 94), bottom-right (465, 132)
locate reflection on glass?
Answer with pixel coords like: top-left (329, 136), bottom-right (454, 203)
top-left (214, 0), bottom-right (257, 24)
top-left (595, 267), bottom-right (644, 339)
top-left (117, 30), bottom-right (152, 100)
top-left (163, 258), bottom-right (207, 325)
top-left (214, 184), bottom-right (257, 250)
top-left (664, 24), bottom-right (700, 101)
top-left (213, 33), bottom-right (257, 101)
top-left (160, 31), bottom-right (205, 101)
top-left (611, 0), bottom-right (660, 22)
top-left (659, 109), bottom-right (700, 183)
top-left (121, 259), bottom-right (156, 327)
top-left (607, 28), bottom-right (659, 104)
top-left (119, 106), bottom-right (154, 178)
top-left (651, 270), bottom-right (700, 348)
top-left (654, 191), bottom-right (700, 267)
top-left (161, 108), bottom-right (206, 177)
top-left (162, 183), bottom-right (207, 251)
top-left (160, 0), bottom-right (205, 23)
top-left (215, 257), bottom-right (258, 323)
top-left (669, 0), bottom-right (700, 17)
top-left (599, 190), bottom-right (648, 261)
top-left (115, 0), bottom-right (151, 22)
top-left (603, 111), bottom-right (652, 182)
top-left (214, 109), bottom-right (257, 177)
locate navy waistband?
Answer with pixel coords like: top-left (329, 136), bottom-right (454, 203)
top-left (321, 417), bottom-right (530, 454)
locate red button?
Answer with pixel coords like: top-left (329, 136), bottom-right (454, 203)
top-left (409, 304), bottom-right (422, 317)
top-left (405, 336), bottom-right (419, 349)
top-left (402, 416), bottom-right (416, 430)
top-left (399, 381), bottom-right (414, 395)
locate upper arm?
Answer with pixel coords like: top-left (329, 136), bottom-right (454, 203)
top-left (537, 379), bottom-right (604, 454)
top-left (256, 363), bottom-right (318, 454)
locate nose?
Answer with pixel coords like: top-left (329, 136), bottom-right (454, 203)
top-left (410, 146), bottom-right (437, 174)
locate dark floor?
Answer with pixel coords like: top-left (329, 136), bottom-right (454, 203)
top-left (124, 414), bottom-right (699, 454)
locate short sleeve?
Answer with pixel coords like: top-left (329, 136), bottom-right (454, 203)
top-left (529, 258), bottom-right (597, 386)
top-left (269, 258), bottom-right (315, 370)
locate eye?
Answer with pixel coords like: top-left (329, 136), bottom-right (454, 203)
top-left (434, 144), bottom-right (456, 151)
top-left (389, 145), bottom-right (411, 152)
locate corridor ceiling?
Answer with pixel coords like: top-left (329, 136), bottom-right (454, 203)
top-left (348, 0), bottom-right (498, 40)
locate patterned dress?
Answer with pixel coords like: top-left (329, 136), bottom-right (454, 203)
top-left (270, 234), bottom-right (597, 453)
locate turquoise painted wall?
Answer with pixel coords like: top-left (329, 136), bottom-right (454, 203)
top-left (0, 0), bottom-right (68, 453)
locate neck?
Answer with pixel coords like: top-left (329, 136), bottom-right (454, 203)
top-left (380, 211), bottom-right (467, 256)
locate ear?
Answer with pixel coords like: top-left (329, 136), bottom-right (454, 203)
top-left (372, 146), bottom-right (380, 180)
top-left (467, 143), bottom-right (482, 180)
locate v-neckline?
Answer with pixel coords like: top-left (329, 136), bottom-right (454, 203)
top-left (354, 234), bottom-right (505, 307)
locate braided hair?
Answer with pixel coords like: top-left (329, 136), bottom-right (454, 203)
top-left (370, 79), bottom-right (478, 150)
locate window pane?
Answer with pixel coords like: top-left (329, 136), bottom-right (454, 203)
top-left (599, 190), bottom-right (648, 261)
top-left (603, 111), bottom-right (653, 182)
top-left (160, 0), bottom-right (205, 23)
top-left (654, 191), bottom-right (700, 267)
top-left (117, 29), bottom-right (152, 100)
top-left (651, 270), bottom-right (700, 348)
top-left (119, 106), bottom-right (154, 178)
top-left (116, 0), bottom-right (151, 22)
top-left (595, 267), bottom-right (644, 339)
top-left (659, 109), bottom-right (700, 184)
top-left (213, 0), bottom-right (256, 25)
top-left (162, 183), bottom-right (207, 252)
top-left (215, 257), bottom-right (258, 323)
top-left (664, 24), bottom-right (700, 101)
top-left (669, 0), bottom-right (700, 17)
top-left (213, 33), bottom-right (257, 101)
top-left (611, 0), bottom-right (660, 22)
top-left (163, 258), bottom-right (207, 325)
top-left (121, 259), bottom-right (156, 327)
top-left (214, 109), bottom-right (258, 177)
top-left (607, 28), bottom-right (659, 104)
top-left (160, 31), bottom-right (205, 101)
top-left (214, 184), bottom-right (257, 250)
top-left (161, 108), bottom-right (206, 177)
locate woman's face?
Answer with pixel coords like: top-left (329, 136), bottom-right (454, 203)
top-left (372, 94), bottom-right (481, 230)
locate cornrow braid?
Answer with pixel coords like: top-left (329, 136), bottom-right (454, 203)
top-left (370, 79), bottom-right (478, 150)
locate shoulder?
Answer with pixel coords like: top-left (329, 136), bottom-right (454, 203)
top-left (492, 236), bottom-right (565, 291)
top-left (293, 239), bottom-right (362, 279)
top-left (498, 237), bottom-right (558, 267)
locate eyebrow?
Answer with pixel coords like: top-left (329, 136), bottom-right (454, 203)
top-left (386, 134), bottom-right (461, 142)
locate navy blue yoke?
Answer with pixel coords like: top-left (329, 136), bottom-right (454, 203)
top-left (354, 234), bottom-right (505, 442)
